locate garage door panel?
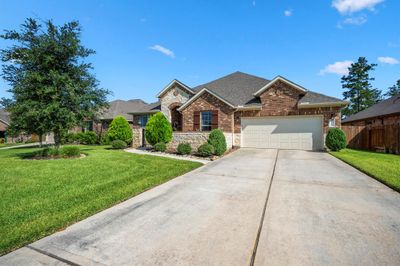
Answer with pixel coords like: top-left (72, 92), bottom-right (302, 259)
top-left (241, 117), bottom-right (322, 151)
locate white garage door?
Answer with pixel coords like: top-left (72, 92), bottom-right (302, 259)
top-left (241, 116), bottom-right (323, 150)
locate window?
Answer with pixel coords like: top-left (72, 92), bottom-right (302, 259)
top-left (139, 115), bottom-right (149, 127)
top-left (201, 111), bottom-right (212, 131)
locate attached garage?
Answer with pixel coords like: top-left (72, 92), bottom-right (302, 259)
top-left (241, 116), bottom-right (323, 151)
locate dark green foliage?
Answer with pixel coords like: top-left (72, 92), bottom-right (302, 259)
top-left (154, 142), bottom-right (167, 152)
top-left (197, 143), bottom-right (215, 157)
top-left (63, 132), bottom-right (78, 144)
top-left (326, 128), bottom-right (347, 151)
top-left (0, 138), bottom-right (4, 144)
top-left (77, 131), bottom-right (97, 145)
top-left (107, 116), bottom-right (133, 144)
top-left (385, 80), bottom-right (400, 98)
top-left (100, 133), bottom-right (110, 145)
top-left (61, 146), bottom-right (81, 157)
top-left (177, 143), bottom-right (192, 155)
top-left (341, 57), bottom-right (381, 117)
top-left (111, 140), bottom-right (127, 149)
top-left (207, 129), bottom-right (227, 156)
top-left (0, 18), bottom-right (110, 148)
top-left (145, 112), bottom-right (172, 145)
top-left (24, 138), bottom-right (36, 144)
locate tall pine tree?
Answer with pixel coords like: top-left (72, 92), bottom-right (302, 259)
top-left (384, 80), bottom-right (400, 98)
top-left (0, 18), bottom-right (110, 148)
top-left (341, 57), bottom-right (381, 117)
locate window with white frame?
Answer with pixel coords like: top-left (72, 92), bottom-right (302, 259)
top-left (201, 111), bottom-right (212, 131)
top-left (328, 117), bottom-right (336, 127)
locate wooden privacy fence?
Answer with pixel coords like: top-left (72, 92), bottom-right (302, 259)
top-left (342, 124), bottom-right (400, 154)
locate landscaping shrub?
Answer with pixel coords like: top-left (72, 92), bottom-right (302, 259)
top-left (107, 116), bottom-right (133, 144)
top-left (24, 138), bottom-right (36, 144)
top-left (154, 142), bottom-right (167, 152)
top-left (78, 131), bottom-right (97, 145)
top-left (100, 133), bottom-right (110, 145)
top-left (111, 139), bottom-right (127, 149)
top-left (0, 138), bottom-right (5, 144)
top-left (326, 128), bottom-right (347, 151)
top-left (207, 129), bottom-right (227, 156)
top-left (197, 143), bottom-right (215, 157)
top-left (61, 146), bottom-right (81, 157)
top-left (177, 143), bottom-right (192, 155)
top-left (145, 112), bottom-right (172, 145)
top-left (62, 132), bottom-right (77, 144)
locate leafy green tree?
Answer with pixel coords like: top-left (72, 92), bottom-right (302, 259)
top-left (385, 80), bottom-right (400, 98)
top-left (145, 112), bottom-right (172, 145)
top-left (0, 18), bottom-right (109, 148)
top-left (107, 116), bottom-right (133, 144)
top-left (341, 57), bottom-right (381, 117)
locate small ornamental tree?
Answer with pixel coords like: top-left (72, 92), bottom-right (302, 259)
top-left (326, 128), bottom-right (347, 151)
top-left (107, 116), bottom-right (133, 144)
top-left (145, 112), bottom-right (172, 146)
top-left (207, 129), bottom-right (227, 156)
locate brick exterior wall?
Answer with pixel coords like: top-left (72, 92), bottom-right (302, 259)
top-left (0, 120), bottom-right (7, 131)
top-left (181, 92), bottom-right (235, 132)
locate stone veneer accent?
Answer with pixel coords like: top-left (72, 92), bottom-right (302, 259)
top-left (168, 132), bottom-right (234, 151)
top-left (160, 84), bottom-right (191, 122)
top-left (131, 127), bottom-right (142, 148)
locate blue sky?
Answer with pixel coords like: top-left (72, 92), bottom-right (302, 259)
top-left (0, 0), bottom-right (399, 103)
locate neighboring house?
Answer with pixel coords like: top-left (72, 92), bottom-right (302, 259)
top-left (0, 109), bottom-right (10, 140)
top-left (72, 99), bottom-right (148, 134)
top-left (342, 94), bottom-right (400, 154)
top-left (130, 71), bottom-right (347, 151)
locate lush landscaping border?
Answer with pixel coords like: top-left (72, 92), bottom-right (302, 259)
top-left (0, 145), bottom-right (202, 255)
top-left (330, 149), bottom-right (400, 192)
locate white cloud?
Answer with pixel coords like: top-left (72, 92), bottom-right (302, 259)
top-left (377, 56), bottom-right (399, 64)
top-left (284, 9), bottom-right (293, 17)
top-left (337, 15), bottom-right (367, 27)
top-left (149, 45), bottom-right (175, 58)
top-left (332, 0), bottom-right (384, 14)
top-left (319, 60), bottom-right (353, 75)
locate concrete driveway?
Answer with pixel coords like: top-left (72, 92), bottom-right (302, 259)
top-left (1, 149), bottom-right (400, 265)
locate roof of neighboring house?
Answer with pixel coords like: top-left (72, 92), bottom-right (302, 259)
top-left (128, 101), bottom-right (161, 114)
top-left (0, 109), bottom-right (10, 125)
top-left (98, 99), bottom-right (148, 121)
top-left (342, 94), bottom-right (400, 123)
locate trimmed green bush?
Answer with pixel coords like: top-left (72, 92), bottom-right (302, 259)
top-left (100, 133), bottom-right (109, 145)
top-left (107, 116), bottom-right (133, 144)
top-left (326, 128), bottom-right (347, 151)
top-left (197, 143), bottom-right (215, 157)
top-left (208, 129), bottom-right (227, 156)
top-left (0, 138), bottom-right (4, 144)
top-left (145, 112), bottom-right (172, 146)
top-left (154, 142), bottom-right (167, 152)
top-left (78, 131), bottom-right (97, 145)
top-left (111, 140), bottom-right (127, 149)
top-left (177, 143), bottom-right (192, 155)
top-left (61, 146), bottom-right (81, 157)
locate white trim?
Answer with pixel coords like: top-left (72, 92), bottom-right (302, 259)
top-left (156, 79), bottom-right (195, 98)
top-left (253, 76), bottom-right (307, 97)
top-left (236, 105), bottom-right (262, 111)
top-left (0, 118), bottom-right (9, 126)
top-left (177, 88), bottom-right (236, 111)
top-left (298, 101), bottom-right (348, 108)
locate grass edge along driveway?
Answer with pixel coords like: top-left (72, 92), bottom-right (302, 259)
top-left (330, 148), bottom-right (400, 192)
top-left (0, 146), bottom-right (202, 255)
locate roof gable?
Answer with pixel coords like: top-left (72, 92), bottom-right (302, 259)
top-left (253, 76), bottom-right (307, 97)
top-left (156, 79), bottom-right (195, 98)
top-left (178, 88), bottom-right (235, 111)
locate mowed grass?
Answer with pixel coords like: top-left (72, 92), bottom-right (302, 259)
top-left (0, 146), bottom-right (202, 255)
top-left (330, 148), bottom-right (400, 192)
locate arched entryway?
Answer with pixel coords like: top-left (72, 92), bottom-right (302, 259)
top-left (169, 103), bottom-right (182, 131)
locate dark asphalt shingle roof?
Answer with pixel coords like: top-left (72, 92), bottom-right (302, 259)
top-left (128, 101), bottom-right (161, 114)
top-left (342, 94), bottom-right (400, 123)
top-left (98, 99), bottom-right (148, 121)
top-left (192, 71), bottom-right (270, 106)
top-left (190, 71), bottom-right (346, 107)
top-left (299, 91), bottom-right (344, 105)
top-left (0, 109), bottom-right (10, 124)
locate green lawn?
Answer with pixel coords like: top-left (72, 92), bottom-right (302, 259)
top-left (330, 149), bottom-right (400, 192)
top-left (0, 146), bottom-right (202, 255)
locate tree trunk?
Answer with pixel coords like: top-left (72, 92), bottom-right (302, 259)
top-left (54, 130), bottom-right (61, 149)
top-left (39, 134), bottom-right (43, 147)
